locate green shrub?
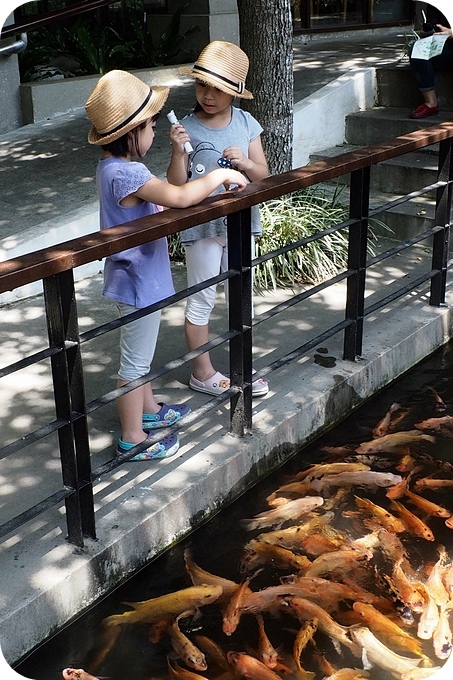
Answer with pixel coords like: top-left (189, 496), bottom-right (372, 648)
top-left (169, 185), bottom-right (380, 291)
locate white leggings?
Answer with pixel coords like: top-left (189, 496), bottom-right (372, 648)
top-left (184, 236), bottom-right (255, 326)
top-left (116, 303), bottom-right (161, 381)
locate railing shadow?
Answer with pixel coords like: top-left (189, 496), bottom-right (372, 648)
top-left (0, 121), bottom-right (452, 546)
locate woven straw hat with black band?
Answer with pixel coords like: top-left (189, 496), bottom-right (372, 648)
top-left (179, 41), bottom-right (253, 100)
top-left (85, 70), bottom-right (169, 146)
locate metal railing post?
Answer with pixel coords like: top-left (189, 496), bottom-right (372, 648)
top-left (43, 270), bottom-right (95, 546)
top-left (227, 208), bottom-right (253, 436)
top-left (430, 137), bottom-right (453, 306)
top-left (343, 167), bottom-right (371, 361)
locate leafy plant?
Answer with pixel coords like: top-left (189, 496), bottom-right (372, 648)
top-left (128, 2), bottom-right (199, 68)
top-left (168, 185), bottom-right (381, 291)
top-left (254, 186), bottom-right (377, 290)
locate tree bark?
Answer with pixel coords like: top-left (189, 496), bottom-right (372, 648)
top-left (237, 0), bottom-right (294, 175)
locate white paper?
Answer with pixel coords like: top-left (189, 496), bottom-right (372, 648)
top-left (411, 33), bottom-right (449, 60)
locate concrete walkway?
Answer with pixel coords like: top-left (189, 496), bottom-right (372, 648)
top-left (3, 29), bottom-right (453, 670)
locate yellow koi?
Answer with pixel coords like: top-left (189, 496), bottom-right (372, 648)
top-left (102, 584), bottom-right (223, 627)
top-left (292, 617), bottom-right (317, 678)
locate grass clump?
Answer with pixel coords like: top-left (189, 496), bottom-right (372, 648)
top-left (254, 186), bottom-right (358, 290)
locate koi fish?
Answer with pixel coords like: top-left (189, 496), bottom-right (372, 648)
top-left (425, 549), bottom-right (450, 609)
top-left (303, 548), bottom-right (372, 578)
top-left (255, 614), bottom-right (279, 668)
top-left (310, 470), bottom-right (402, 492)
top-left (222, 569), bottom-right (262, 635)
top-left (356, 431), bottom-right (435, 454)
top-left (240, 539), bottom-right (312, 574)
top-left (352, 602), bottom-right (424, 657)
top-left (280, 596), bottom-right (361, 657)
top-left (400, 668), bottom-right (443, 680)
top-left (416, 583), bottom-right (440, 640)
top-left (183, 550), bottom-right (241, 604)
top-left (353, 495), bottom-right (406, 533)
top-left (168, 611), bottom-right (207, 671)
top-left (292, 618), bottom-right (317, 678)
top-left (415, 415), bottom-right (453, 437)
top-left (414, 478), bottom-right (453, 491)
top-left (226, 651), bottom-right (283, 679)
top-left (280, 575), bottom-right (386, 611)
top-left (303, 461), bottom-right (371, 481)
top-left (102, 584), bottom-right (223, 627)
top-left (255, 512), bottom-right (338, 550)
top-left (240, 496), bottom-right (324, 531)
top-left (432, 605), bottom-right (453, 660)
top-left (389, 558), bottom-right (425, 613)
top-left (266, 481), bottom-right (314, 504)
top-left (325, 670), bottom-right (371, 680)
top-left (167, 658), bottom-right (209, 679)
top-left (403, 487), bottom-right (451, 518)
top-left (373, 402), bottom-right (403, 438)
top-left (389, 499), bottom-right (435, 541)
top-left (349, 626), bottom-right (422, 675)
top-left (193, 634), bottom-right (230, 673)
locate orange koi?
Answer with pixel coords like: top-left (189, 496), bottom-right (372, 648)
top-left (352, 602), bottom-right (424, 657)
top-left (304, 548), bottom-right (371, 578)
top-left (193, 635), bottom-right (230, 673)
top-left (222, 569), bottom-right (262, 636)
top-left (167, 658), bottom-right (209, 679)
top-left (403, 487), bottom-right (451, 518)
top-left (255, 614), bottom-right (279, 668)
top-left (373, 402), bottom-right (402, 438)
top-left (389, 499), bottom-right (435, 541)
top-left (226, 651), bottom-right (283, 679)
top-left (414, 478), bottom-right (453, 491)
top-left (183, 550), bottom-right (241, 604)
top-left (280, 596), bottom-right (361, 657)
top-left (353, 496), bottom-right (406, 533)
top-left (240, 539), bottom-right (311, 574)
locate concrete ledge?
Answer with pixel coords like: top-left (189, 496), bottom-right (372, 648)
top-left (20, 65), bottom-right (188, 124)
top-left (293, 67), bottom-right (376, 167)
top-left (1, 269), bottom-right (452, 664)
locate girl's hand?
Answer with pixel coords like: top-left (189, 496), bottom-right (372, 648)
top-left (222, 146), bottom-right (249, 172)
top-left (221, 169), bottom-right (248, 192)
top-left (169, 123), bottom-right (191, 155)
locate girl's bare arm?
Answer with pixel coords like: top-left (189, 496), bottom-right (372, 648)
top-left (134, 168), bottom-right (247, 209)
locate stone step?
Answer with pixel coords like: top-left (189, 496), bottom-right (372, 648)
top-left (344, 107), bottom-right (453, 148)
top-left (310, 143), bottom-right (440, 195)
top-left (376, 65), bottom-right (453, 110)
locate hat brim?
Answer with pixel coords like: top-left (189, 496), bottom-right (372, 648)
top-left (178, 66), bottom-right (253, 100)
top-left (88, 85), bottom-right (170, 145)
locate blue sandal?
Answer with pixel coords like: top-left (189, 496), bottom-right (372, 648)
top-left (142, 402), bottom-right (191, 430)
top-left (117, 433), bottom-right (179, 460)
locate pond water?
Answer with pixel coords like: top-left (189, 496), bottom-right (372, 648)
top-left (14, 342), bottom-right (453, 680)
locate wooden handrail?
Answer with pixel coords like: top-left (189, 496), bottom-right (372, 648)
top-left (1, 121), bottom-right (452, 294)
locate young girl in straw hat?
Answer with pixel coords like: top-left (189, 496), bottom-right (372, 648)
top-left (85, 69), bottom-right (248, 460)
top-left (167, 41), bottom-right (270, 399)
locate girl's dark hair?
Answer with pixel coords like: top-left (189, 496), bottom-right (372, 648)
top-left (101, 111), bottom-right (162, 158)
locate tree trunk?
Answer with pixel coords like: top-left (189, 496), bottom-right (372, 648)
top-left (237, 0), bottom-right (294, 175)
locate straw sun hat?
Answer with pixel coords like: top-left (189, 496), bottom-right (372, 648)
top-left (179, 41), bottom-right (253, 100)
top-left (85, 69), bottom-right (169, 145)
